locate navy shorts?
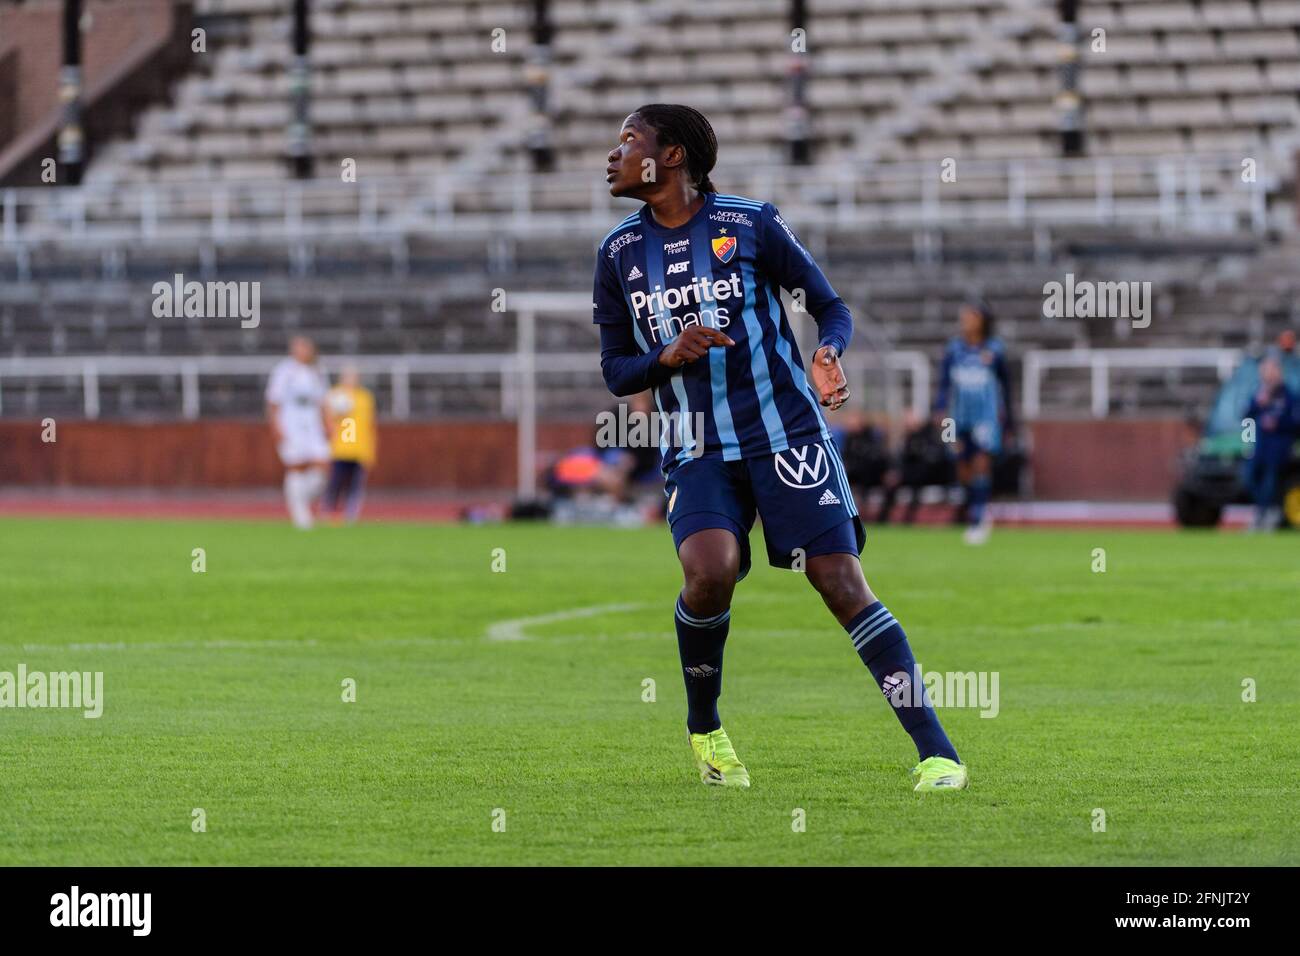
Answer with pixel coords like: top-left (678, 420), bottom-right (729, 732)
top-left (665, 438), bottom-right (866, 581)
top-left (953, 419), bottom-right (1002, 458)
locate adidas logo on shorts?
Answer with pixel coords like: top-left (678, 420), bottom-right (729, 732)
top-left (627, 265), bottom-right (644, 281)
top-left (818, 488), bottom-right (841, 506)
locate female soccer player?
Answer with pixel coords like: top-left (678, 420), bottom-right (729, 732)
top-left (932, 300), bottom-right (1014, 544)
top-left (593, 104), bottom-right (967, 792)
top-left (266, 336), bottom-right (330, 530)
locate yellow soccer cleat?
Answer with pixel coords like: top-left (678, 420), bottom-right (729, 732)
top-left (689, 727), bottom-right (751, 788)
top-left (912, 756), bottom-right (969, 792)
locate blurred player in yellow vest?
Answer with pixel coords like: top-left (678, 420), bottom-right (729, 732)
top-left (323, 367), bottom-right (377, 524)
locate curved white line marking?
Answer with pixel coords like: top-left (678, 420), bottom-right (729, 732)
top-left (485, 602), bottom-right (647, 642)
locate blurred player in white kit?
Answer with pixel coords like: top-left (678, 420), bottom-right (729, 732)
top-left (265, 336), bottom-right (330, 529)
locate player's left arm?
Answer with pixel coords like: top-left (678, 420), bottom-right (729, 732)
top-left (931, 343), bottom-right (955, 425)
top-left (993, 347), bottom-right (1016, 436)
top-left (758, 203), bottom-right (851, 411)
top-left (319, 393), bottom-right (332, 441)
top-left (1244, 390), bottom-right (1263, 424)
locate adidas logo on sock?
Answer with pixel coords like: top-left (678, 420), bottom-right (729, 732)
top-left (881, 673), bottom-right (910, 700)
top-left (818, 488), bottom-right (840, 506)
top-left (684, 664), bottom-right (719, 678)
top-left (627, 265), bottom-right (644, 281)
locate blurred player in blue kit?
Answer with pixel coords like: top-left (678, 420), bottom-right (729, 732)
top-left (933, 300), bottom-right (1015, 545)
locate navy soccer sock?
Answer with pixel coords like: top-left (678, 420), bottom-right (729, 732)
top-left (675, 594), bottom-right (730, 735)
top-left (967, 474), bottom-right (991, 525)
top-left (845, 601), bottom-right (959, 763)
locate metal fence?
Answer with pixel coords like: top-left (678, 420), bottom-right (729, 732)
top-left (0, 293), bottom-right (941, 494)
top-left (1020, 347), bottom-right (1241, 419)
top-left (1, 318), bottom-right (1255, 497)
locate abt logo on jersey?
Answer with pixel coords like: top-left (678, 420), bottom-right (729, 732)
top-left (666, 261), bottom-right (690, 275)
top-left (773, 443), bottom-right (830, 489)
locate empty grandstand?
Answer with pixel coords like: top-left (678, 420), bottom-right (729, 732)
top-left (1, 0), bottom-right (1298, 509)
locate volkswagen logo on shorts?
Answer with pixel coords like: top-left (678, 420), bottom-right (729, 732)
top-left (773, 443), bottom-right (829, 489)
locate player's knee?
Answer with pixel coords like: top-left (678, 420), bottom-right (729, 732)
top-left (677, 528), bottom-right (740, 615)
top-left (680, 564), bottom-right (736, 617)
top-left (808, 560), bottom-right (871, 617)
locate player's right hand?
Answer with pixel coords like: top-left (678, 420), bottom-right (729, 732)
top-left (657, 327), bottom-right (734, 368)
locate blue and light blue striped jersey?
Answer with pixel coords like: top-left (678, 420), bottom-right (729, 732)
top-left (933, 336), bottom-right (1013, 428)
top-left (593, 192), bottom-right (852, 474)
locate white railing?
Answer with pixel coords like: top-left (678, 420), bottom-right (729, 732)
top-left (0, 153), bottom-right (1277, 252)
top-left (0, 293), bottom-right (932, 496)
top-left (1021, 347), bottom-right (1241, 419)
top-left (0, 344), bottom-right (1253, 425)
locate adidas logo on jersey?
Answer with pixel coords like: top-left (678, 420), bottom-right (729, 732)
top-left (626, 265), bottom-right (644, 281)
top-left (818, 488), bottom-right (841, 506)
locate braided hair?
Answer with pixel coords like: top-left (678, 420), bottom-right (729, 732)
top-left (633, 104), bottom-right (718, 193)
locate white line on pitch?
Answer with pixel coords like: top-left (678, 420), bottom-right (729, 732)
top-left (14, 638), bottom-right (321, 652)
top-left (485, 602), bottom-right (648, 642)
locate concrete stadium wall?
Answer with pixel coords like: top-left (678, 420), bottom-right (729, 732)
top-left (0, 418), bottom-right (1197, 500)
top-left (1027, 418), bottom-right (1196, 501)
top-left (0, 420), bottom-right (594, 489)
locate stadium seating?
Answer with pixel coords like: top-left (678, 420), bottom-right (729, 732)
top-left (74, 0), bottom-right (1300, 187)
top-left (2, 0), bottom-right (1299, 421)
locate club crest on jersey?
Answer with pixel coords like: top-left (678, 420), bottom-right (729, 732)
top-left (711, 232), bottom-right (737, 263)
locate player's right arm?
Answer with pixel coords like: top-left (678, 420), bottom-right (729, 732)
top-left (265, 363), bottom-right (287, 444)
top-left (592, 241), bottom-right (731, 396)
top-left (932, 343), bottom-right (954, 423)
top-left (318, 393), bottom-right (332, 442)
top-left (656, 326), bottom-right (734, 367)
top-left (265, 403), bottom-right (284, 445)
top-left (598, 314), bottom-right (732, 396)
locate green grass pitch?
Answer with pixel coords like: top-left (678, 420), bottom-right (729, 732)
top-left (0, 515), bottom-right (1295, 866)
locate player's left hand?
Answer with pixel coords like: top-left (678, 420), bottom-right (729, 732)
top-left (812, 345), bottom-right (850, 411)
